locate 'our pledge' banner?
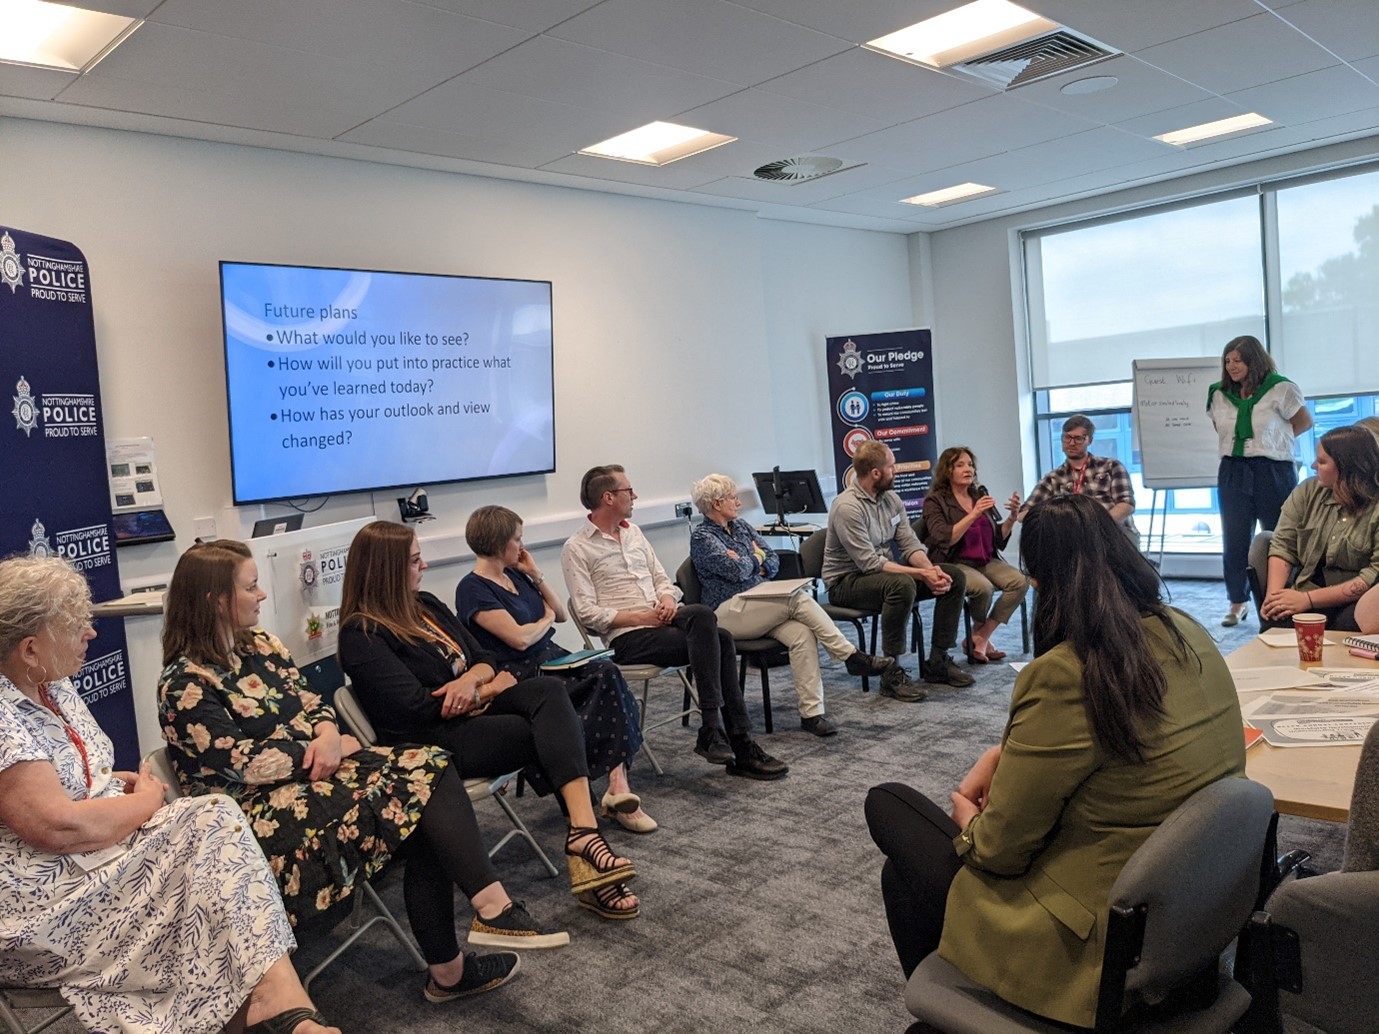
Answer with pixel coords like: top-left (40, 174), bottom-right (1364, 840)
top-left (826, 328), bottom-right (937, 516)
top-left (1, 226), bottom-right (138, 768)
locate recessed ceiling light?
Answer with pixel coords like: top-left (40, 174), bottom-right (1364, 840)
top-left (1154, 112), bottom-right (1273, 146)
top-left (0, 0), bottom-right (139, 72)
top-left (900, 182), bottom-right (999, 207)
top-left (578, 121), bottom-right (736, 166)
top-left (1061, 75), bottom-right (1118, 95)
top-left (865, 0), bottom-right (1056, 69)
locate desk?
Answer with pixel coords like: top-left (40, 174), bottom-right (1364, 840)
top-left (1228, 632), bottom-right (1374, 822)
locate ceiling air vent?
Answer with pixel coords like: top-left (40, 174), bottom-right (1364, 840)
top-left (953, 30), bottom-right (1117, 90)
top-left (752, 155), bottom-right (852, 183)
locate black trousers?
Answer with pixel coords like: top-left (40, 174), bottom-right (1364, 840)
top-left (401, 766), bottom-right (501, 964)
top-left (1217, 455), bottom-right (1297, 605)
top-left (612, 604), bottom-right (753, 738)
top-left (864, 782), bottom-right (963, 978)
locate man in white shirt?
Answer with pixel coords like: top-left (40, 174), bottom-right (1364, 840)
top-left (562, 464), bottom-right (788, 781)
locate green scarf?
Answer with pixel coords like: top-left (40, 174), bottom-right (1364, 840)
top-left (1207, 370), bottom-right (1290, 457)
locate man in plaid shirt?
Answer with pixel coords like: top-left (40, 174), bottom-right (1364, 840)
top-left (1021, 414), bottom-right (1139, 545)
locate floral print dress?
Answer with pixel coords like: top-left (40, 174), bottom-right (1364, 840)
top-left (159, 630), bottom-right (450, 926)
top-left (0, 674), bottom-right (296, 1033)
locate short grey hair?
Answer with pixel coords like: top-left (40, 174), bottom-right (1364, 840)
top-left (691, 473), bottom-right (738, 516)
top-left (0, 554), bottom-right (93, 660)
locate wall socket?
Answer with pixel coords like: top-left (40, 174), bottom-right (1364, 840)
top-left (193, 516), bottom-right (217, 540)
top-left (674, 502), bottom-right (692, 519)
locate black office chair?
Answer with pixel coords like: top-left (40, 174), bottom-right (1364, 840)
top-left (912, 516), bottom-right (1030, 657)
top-left (799, 529), bottom-right (881, 691)
top-left (675, 557), bottom-right (791, 733)
top-left (906, 778), bottom-right (1276, 1034)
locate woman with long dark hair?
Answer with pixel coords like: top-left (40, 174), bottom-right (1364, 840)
top-left (865, 494), bottom-right (1244, 1029)
top-left (338, 521), bottom-right (640, 921)
top-left (1207, 335), bottom-right (1311, 627)
top-left (1260, 424), bottom-right (1379, 631)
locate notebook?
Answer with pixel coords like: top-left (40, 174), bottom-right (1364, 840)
top-left (1342, 633), bottom-right (1379, 654)
top-left (539, 647), bottom-right (614, 672)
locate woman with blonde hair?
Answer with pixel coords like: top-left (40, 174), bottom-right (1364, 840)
top-left (338, 521), bottom-right (640, 920)
top-left (921, 446), bottom-right (1028, 663)
top-left (161, 540), bottom-right (539, 1008)
top-left (0, 554), bottom-right (338, 1034)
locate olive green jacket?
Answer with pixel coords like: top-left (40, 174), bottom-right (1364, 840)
top-left (938, 611), bottom-right (1246, 1027)
top-left (1269, 478), bottom-right (1379, 593)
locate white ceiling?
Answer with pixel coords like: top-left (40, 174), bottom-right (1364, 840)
top-left (4, 0), bottom-right (1379, 232)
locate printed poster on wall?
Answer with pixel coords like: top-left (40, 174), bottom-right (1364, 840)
top-left (826, 328), bottom-right (937, 515)
top-left (0, 226), bottom-right (138, 768)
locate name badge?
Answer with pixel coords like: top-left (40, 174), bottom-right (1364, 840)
top-left (890, 513), bottom-right (902, 527)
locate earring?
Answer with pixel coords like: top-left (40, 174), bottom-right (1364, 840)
top-left (25, 663), bottom-right (51, 688)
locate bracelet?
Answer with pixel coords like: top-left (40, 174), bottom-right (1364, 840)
top-left (1306, 591), bottom-right (1314, 608)
top-left (532, 572), bottom-right (545, 585)
top-left (472, 686), bottom-right (482, 709)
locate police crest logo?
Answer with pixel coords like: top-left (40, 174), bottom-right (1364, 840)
top-left (12, 376), bottom-right (38, 436)
top-left (835, 339), bottom-right (864, 379)
top-left (28, 518), bottom-right (52, 558)
top-left (0, 231), bottom-right (23, 294)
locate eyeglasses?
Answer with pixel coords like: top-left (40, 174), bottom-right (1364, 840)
top-left (607, 487), bottom-right (636, 496)
top-left (1062, 434), bottom-right (1090, 444)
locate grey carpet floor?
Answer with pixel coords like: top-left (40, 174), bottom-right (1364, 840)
top-left (32, 580), bottom-right (1344, 1033)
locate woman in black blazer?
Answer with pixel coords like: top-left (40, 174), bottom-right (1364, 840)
top-left (338, 521), bottom-right (640, 921)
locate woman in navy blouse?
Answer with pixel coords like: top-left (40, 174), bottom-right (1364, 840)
top-left (455, 506), bottom-right (653, 834)
top-left (689, 474), bottom-right (893, 737)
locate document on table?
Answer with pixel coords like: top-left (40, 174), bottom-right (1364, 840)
top-left (1256, 629), bottom-right (1300, 648)
top-left (1228, 667), bottom-right (1326, 694)
top-left (1241, 692), bottom-right (1379, 720)
top-left (1246, 714), bottom-right (1377, 748)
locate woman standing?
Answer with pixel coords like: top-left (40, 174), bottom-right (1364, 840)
top-left (1207, 335), bottom-right (1312, 626)
top-left (338, 521), bottom-right (639, 921)
top-left (455, 505), bottom-right (654, 833)
top-left (865, 495), bottom-right (1244, 1028)
top-left (161, 540), bottom-right (541, 1007)
top-left (921, 447), bottom-right (1028, 664)
top-left (1259, 426), bottom-right (1379, 631)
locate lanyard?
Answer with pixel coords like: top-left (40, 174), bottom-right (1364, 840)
top-left (38, 683), bottom-right (92, 792)
top-left (1072, 461), bottom-right (1089, 495)
top-left (421, 614), bottom-right (468, 674)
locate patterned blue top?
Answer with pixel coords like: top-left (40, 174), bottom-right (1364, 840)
top-left (689, 518), bottom-right (781, 610)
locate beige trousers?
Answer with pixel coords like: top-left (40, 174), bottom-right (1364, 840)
top-left (714, 591), bottom-right (856, 718)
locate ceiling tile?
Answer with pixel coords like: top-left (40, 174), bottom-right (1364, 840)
top-left (74, 0), bottom-right (162, 15)
top-left (148, 0), bottom-right (528, 76)
top-left (411, 0), bottom-right (604, 33)
top-left (548, 0), bottom-right (850, 86)
top-left (339, 118), bottom-right (572, 167)
top-left (726, 0), bottom-right (954, 45)
top-left (455, 36), bottom-right (741, 122)
top-left (1114, 97), bottom-right (1253, 139)
top-left (1030, 0), bottom-right (1263, 53)
top-left (54, 73), bottom-right (363, 137)
top-left (677, 87), bottom-right (887, 152)
top-left (537, 150), bottom-right (725, 190)
top-left (1227, 64), bottom-right (1379, 125)
top-left (758, 47), bottom-right (997, 124)
top-left (1267, 0), bottom-right (1379, 63)
top-left (828, 95), bottom-right (1103, 172)
top-left (0, 64), bottom-right (78, 102)
top-left (1134, 12), bottom-right (1338, 93)
top-left (86, 22), bottom-right (447, 118)
top-left (690, 161), bottom-right (911, 204)
top-left (1012, 55), bottom-right (1215, 125)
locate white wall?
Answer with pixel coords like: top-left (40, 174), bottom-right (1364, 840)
top-left (0, 116), bottom-right (913, 750)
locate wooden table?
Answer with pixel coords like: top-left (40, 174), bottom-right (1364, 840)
top-left (1228, 632), bottom-right (1375, 822)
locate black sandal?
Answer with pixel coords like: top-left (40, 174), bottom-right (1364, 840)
top-left (245, 1007), bottom-right (331, 1034)
top-left (577, 881), bottom-right (639, 920)
top-left (565, 825), bottom-right (636, 895)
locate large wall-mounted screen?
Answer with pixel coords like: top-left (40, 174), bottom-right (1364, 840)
top-left (220, 261), bottom-right (554, 504)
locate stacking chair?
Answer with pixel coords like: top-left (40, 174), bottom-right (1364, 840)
top-left (1246, 531), bottom-right (1272, 621)
top-left (567, 601), bottom-right (699, 775)
top-left (1243, 720), bottom-right (1379, 1034)
top-left (0, 989), bottom-right (71, 1034)
top-left (799, 529), bottom-right (881, 690)
top-left (906, 777), bottom-right (1275, 1034)
top-left (674, 557), bottom-right (791, 733)
top-left (143, 744), bottom-right (428, 993)
top-left (331, 684), bottom-right (558, 878)
top-left (915, 515), bottom-right (1025, 656)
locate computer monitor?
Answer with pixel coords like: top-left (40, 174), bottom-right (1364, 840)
top-left (251, 513), bottom-right (304, 537)
top-left (751, 468), bottom-right (827, 529)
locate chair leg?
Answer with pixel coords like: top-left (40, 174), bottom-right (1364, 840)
top-left (848, 618), bottom-right (871, 692)
top-left (303, 880), bottom-right (427, 992)
top-left (491, 786), bottom-right (560, 877)
top-left (760, 664), bottom-right (773, 734)
top-left (1020, 597), bottom-right (1030, 654)
top-left (0, 994), bottom-right (71, 1034)
top-left (636, 678), bottom-right (665, 776)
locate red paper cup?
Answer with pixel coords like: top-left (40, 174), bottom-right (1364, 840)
top-left (1292, 613), bottom-right (1327, 663)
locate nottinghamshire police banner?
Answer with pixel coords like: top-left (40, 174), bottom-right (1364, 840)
top-left (1, 226), bottom-right (138, 768)
top-left (826, 328), bottom-right (937, 516)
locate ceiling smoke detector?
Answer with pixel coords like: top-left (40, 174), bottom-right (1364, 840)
top-left (752, 155), bottom-right (852, 183)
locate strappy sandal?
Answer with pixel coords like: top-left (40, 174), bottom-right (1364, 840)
top-left (577, 881), bottom-right (640, 920)
top-left (246, 1007), bottom-right (332, 1034)
top-left (565, 825), bottom-right (636, 895)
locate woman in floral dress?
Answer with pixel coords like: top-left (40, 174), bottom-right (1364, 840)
top-left (159, 541), bottom-right (563, 1007)
top-left (0, 554), bottom-right (337, 1034)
